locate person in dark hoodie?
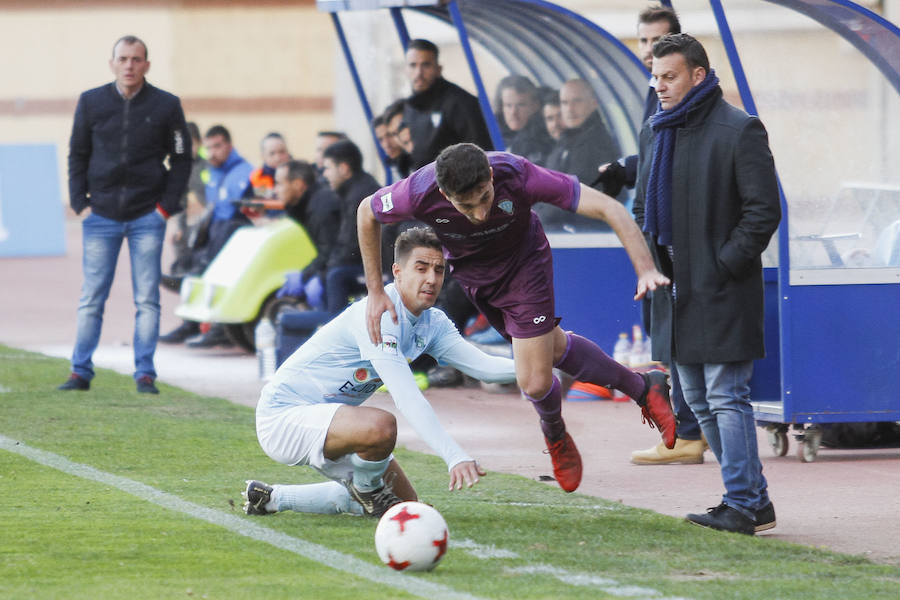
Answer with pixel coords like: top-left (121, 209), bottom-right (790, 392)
top-left (59, 35), bottom-right (191, 395)
top-left (493, 74), bottom-right (554, 166)
top-left (402, 39), bottom-right (493, 170)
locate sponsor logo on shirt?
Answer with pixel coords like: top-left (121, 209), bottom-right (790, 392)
top-left (498, 199), bottom-right (513, 214)
top-left (435, 218), bottom-right (450, 223)
top-left (381, 334), bottom-right (399, 355)
top-left (533, 315), bottom-right (547, 324)
top-left (381, 192), bottom-right (393, 212)
top-left (353, 368), bottom-right (369, 383)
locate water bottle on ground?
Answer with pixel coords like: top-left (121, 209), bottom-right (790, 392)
top-left (255, 318), bottom-right (277, 381)
top-left (612, 332), bottom-right (632, 402)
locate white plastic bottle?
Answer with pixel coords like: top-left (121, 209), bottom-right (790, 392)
top-left (612, 332), bottom-right (631, 365)
top-left (255, 318), bottom-right (277, 381)
top-left (629, 324), bottom-right (645, 368)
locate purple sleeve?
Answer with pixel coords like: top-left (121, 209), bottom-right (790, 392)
top-left (522, 160), bottom-right (581, 212)
top-left (370, 176), bottom-right (417, 224)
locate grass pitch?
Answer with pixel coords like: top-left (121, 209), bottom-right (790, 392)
top-left (1, 346), bottom-right (898, 599)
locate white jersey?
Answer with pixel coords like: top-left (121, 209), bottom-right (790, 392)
top-left (260, 283), bottom-right (516, 470)
top-left (266, 284), bottom-right (465, 406)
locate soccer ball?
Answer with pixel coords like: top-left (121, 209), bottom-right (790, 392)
top-left (374, 501), bottom-right (449, 572)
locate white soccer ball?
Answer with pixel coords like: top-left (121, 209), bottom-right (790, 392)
top-left (374, 501), bottom-right (449, 572)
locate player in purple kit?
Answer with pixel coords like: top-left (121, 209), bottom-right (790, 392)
top-left (357, 143), bottom-right (676, 493)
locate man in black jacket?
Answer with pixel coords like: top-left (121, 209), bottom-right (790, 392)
top-left (635, 34), bottom-right (781, 535)
top-left (540, 78), bottom-right (620, 232)
top-left (402, 39), bottom-right (494, 170)
top-left (275, 160), bottom-right (341, 309)
top-left (59, 35), bottom-right (191, 395)
top-left (321, 139), bottom-right (381, 315)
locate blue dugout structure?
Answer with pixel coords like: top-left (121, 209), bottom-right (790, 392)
top-left (318, 0), bottom-right (900, 459)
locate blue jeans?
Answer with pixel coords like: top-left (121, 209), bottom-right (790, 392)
top-left (675, 361), bottom-right (769, 517)
top-left (670, 366), bottom-right (702, 440)
top-left (71, 210), bottom-right (166, 381)
top-left (325, 265), bottom-right (365, 315)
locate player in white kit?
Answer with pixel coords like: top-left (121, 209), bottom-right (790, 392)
top-left (243, 227), bottom-right (516, 517)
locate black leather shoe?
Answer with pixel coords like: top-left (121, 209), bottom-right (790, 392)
top-left (426, 365), bottom-right (463, 387)
top-left (58, 374), bottom-right (90, 391)
top-left (186, 325), bottom-right (233, 348)
top-left (136, 375), bottom-right (159, 394)
top-left (755, 501), bottom-right (776, 532)
top-left (687, 502), bottom-right (755, 535)
top-left (159, 321), bottom-right (201, 344)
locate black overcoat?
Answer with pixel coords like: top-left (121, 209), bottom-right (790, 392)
top-left (633, 88), bottom-right (781, 364)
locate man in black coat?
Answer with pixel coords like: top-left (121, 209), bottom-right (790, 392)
top-left (59, 35), bottom-right (191, 395)
top-left (634, 34), bottom-right (781, 535)
top-left (540, 78), bottom-right (620, 232)
top-left (402, 39), bottom-right (494, 170)
top-left (321, 139), bottom-right (382, 315)
top-left (275, 160), bottom-right (341, 309)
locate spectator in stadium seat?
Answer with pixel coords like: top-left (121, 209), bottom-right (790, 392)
top-left (242, 227), bottom-right (517, 518)
top-left (540, 79), bottom-right (621, 231)
top-left (376, 101), bottom-right (412, 179)
top-left (274, 160), bottom-right (341, 310)
top-left (494, 74), bottom-right (554, 165)
top-left (183, 124), bottom-right (254, 348)
top-left (541, 88), bottom-right (564, 142)
top-left (242, 132), bottom-right (291, 217)
top-left (314, 130), bottom-right (347, 174)
top-left (321, 139), bottom-right (382, 316)
top-left (402, 38), bottom-right (494, 170)
top-left (58, 35), bottom-right (191, 395)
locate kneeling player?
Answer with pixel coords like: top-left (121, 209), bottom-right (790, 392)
top-left (244, 227), bottom-right (516, 518)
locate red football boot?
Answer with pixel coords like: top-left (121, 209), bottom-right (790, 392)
top-left (639, 370), bottom-right (677, 449)
top-left (544, 432), bottom-right (583, 492)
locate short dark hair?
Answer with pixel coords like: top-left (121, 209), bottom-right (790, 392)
top-left (281, 159), bottom-right (317, 187)
top-left (112, 35), bottom-right (148, 59)
top-left (638, 6), bottom-right (681, 35)
top-left (435, 143), bottom-right (491, 197)
top-left (652, 33), bottom-right (710, 72)
top-left (371, 115), bottom-right (385, 129)
top-left (204, 124), bottom-right (231, 143)
top-left (383, 99), bottom-right (406, 123)
top-left (322, 139), bottom-right (363, 174)
top-left (540, 87), bottom-right (560, 107)
top-left (394, 226), bottom-right (443, 265)
top-left (407, 39), bottom-right (439, 60)
top-left (261, 131), bottom-right (284, 145)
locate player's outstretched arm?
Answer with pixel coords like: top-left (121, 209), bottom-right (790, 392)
top-left (449, 460), bottom-right (486, 491)
top-left (357, 196), bottom-right (398, 345)
top-left (574, 184), bottom-right (670, 299)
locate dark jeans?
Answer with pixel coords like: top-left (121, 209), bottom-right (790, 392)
top-left (325, 264), bottom-right (365, 315)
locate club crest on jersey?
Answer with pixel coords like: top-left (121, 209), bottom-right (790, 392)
top-left (381, 334), bottom-right (399, 355)
top-left (381, 192), bottom-right (394, 212)
top-left (498, 199), bottom-right (513, 214)
top-left (414, 334), bottom-right (425, 349)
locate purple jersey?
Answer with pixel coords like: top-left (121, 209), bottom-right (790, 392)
top-left (371, 152), bottom-right (580, 287)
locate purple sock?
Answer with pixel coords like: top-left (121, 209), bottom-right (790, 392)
top-left (555, 332), bottom-right (646, 401)
top-left (523, 376), bottom-right (566, 440)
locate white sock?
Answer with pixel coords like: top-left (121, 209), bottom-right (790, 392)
top-left (350, 454), bottom-right (390, 492)
top-left (272, 482), bottom-right (363, 515)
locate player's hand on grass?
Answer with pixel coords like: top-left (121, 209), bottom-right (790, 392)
top-left (366, 287), bottom-right (398, 346)
top-left (634, 268), bottom-right (671, 301)
top-left (449, 460), bottom-right (485, 491)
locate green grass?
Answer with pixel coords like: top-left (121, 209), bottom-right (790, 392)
top-left (1, 346), bottom-right (898, 599)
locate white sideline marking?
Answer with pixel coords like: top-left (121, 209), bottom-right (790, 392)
top-left (0, 435), bottom-right (481, 600)
top-left (488, 501), bottom-right (622, 511)
top-left (505, 565), bottom-right (690, 599)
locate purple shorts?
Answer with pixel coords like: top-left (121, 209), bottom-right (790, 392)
top-left (458, 245), bottom-right (560, 340)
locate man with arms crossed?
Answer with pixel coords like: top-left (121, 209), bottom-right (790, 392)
top-left (244, 228), bottom-right (517, 518)
top-left (358, 143), bottom-right (676, 494)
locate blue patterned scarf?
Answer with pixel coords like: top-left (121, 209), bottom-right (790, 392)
top-left (644, 69), bottom-right (720, 246)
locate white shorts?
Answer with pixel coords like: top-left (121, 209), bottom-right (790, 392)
top-left (255, 388), bottom-right (392, 483)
